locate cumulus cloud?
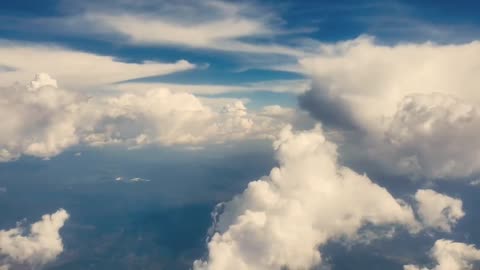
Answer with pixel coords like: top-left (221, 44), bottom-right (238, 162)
top-left (0, 73), bottom-right (86, 161)
top-left (0, 209), bottom-right (69, 269)
top-left (0, 73), bottom-right (296, 161)
top-left (194, 126), bottom-right (420, 270)
top-left (300, 37), bottom-right (480, 130)
top-left (300, 37), bottom-right (480, 180)
top-left (381, 94), bottom-right (480, 179)
top-left (404, 240), bottom-right (480, 270)
top-left (415, 189), bottom-right (464, 232)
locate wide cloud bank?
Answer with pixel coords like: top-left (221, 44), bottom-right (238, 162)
top-left (0, 73), bottom-right (303, 161)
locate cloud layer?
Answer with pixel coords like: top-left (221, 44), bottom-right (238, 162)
top-left (0, 73), bottom-right (299, 161)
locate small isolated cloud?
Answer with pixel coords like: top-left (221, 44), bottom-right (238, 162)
top-left (0, 209), bottom-right (69, 269)
top-left (113, 79), bottom-right (311, 95)
top-left (194, 125), bottom-right (421, 270)
top-left (114, 176), bottom-right (150, 183)
top-left (469, 179), bottom-right (480, 186)
top-left (0, 187), bottom-right (6, 193)
top-left (129, 177), bottom-right (150, 183)
top-left (405, 239), bottom-right (480, 270)
top-left (415, 189), bottom-right (465, 232)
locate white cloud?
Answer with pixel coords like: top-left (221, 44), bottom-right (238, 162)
top-left (0, 74), bottom-right (297, 161)
top-left (0, 209), bottom-right (69, 269)
top-left (300, 37), bottom-right (480, 180)
top-left (415, 189), bottom-right (464, 232)
top-left (405, 240), bottom-right (480, 270)
top-left (379, 93), bottom-right (480, 179)
top-left (0, 41), bottom-right (195, 91)
top-left (301, 37), bottom-right (480, 133)
top-left (0, 73), bottom-right (85, 161)
top-left (79, 0), bottom-right (305, 57)
top-left (113, 79), bottom-right (311, 95)
top-left (114, 176), bottom-right (150, 183)
top-left (469, 179), bottom-right (480, 186)
top-left (129, 177), bottom-right (150, 183)
top-left (194, 126), bottom-right (420, 270)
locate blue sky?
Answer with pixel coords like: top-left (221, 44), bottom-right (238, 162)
top-left (2, 1), bottom-right (480, 270)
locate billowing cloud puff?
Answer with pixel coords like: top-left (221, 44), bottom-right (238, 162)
top-left (0, 209), bottom-right (69, 269)
top-left (381, 94), bottom-right (480, 179)
top-left (0, 74), bottom-right (85, 161)
top-left (300, 37), bottom-right (480, 180)
top-left (0, 74), bottom-right (298, 161)
top-left (300, 37), bottom-right (480, 131)
top-left (405, 240), bottom-right (480, 270)
top-left (194, 126), bottom-right (420, 270)
top-left (415, 189), bottom-right (464, 232)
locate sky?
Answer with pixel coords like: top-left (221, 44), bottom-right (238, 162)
top-left (1, 0), bottom-right (480, 270)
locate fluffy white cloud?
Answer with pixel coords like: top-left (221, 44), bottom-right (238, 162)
top-left (405, 240), bottom-right (480, 270)
top-left (300, 37), bottom-right (480, 180)
top-left (0, 74), bottom-right (297, 161)
top-left (300, 37), bottom-right (480, 131)
top-left (0, 209), bottom-right (69, 269)
top-left (380, 94), bottom-right (480, 179)
top-left (0, 74), bottom-right (86, 161)
top-left (194, 126), bottom-right (420, 270)
top-left (0, 41), bottom-right (194, 90)
top-left (415, 189), bottom-right (464, 232)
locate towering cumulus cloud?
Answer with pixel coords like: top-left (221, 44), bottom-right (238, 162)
top-left (405, 240), bottom-right (480, 270)
top-left (0, 209), bottom-right (69, 269)
top-left (299, 37), bottom-right (480, 180)
top-left (194, 126), bottom-right (420, 270)
top-left (0, 73), bottom-right (82, 161)
top-left (0, 74), bottom-right (295, 161)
